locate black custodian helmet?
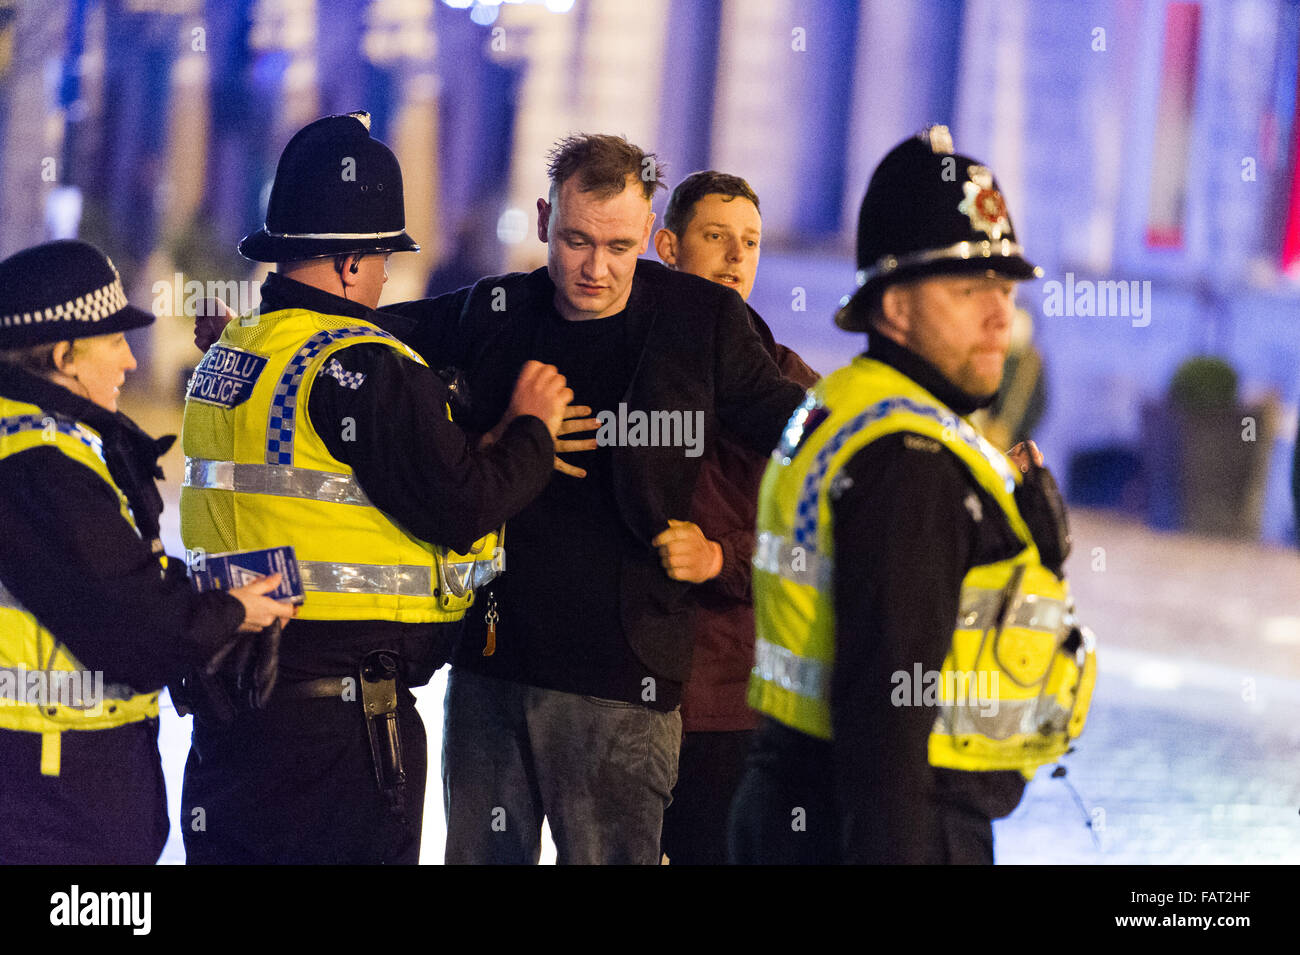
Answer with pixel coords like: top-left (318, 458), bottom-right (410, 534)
top-left (239, 111), bottom-right (420, 263)
top-left (835, 125), bottom-right (1041, 332)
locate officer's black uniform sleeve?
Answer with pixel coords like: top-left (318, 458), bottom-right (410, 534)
top-left (712, 292), bottom-right (806, 456)
top-left (379, 287), bottom-right (473, 368)
top-left (307, 342), bottom-right (552, 553)
top-left (828, 433), bottom-right (977, 864)
top-left (0, 448), bottom-right (245, 692)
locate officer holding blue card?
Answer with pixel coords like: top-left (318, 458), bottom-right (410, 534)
top-left (0, 239), bottom-right (295, 864)
top-left (179, 112), bottom-right (571, 864)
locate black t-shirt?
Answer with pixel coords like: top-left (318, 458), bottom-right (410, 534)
top-left (457, 303), bottom-right (682, 711)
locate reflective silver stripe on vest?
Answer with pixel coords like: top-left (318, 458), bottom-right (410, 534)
top-left (438, 548), bottom-right (506, 598)
top-left (753, 636), bottom-right (829, 700)
top-left (753, 531), bottom-right (831, 588)
top-left (933, 694), bottom-right (1073, 741)
top-left (183, 457), bottom-right (371, 506)
top-left (957, 587), bottom-right (1068, 633)
top-left (298, 561), bottom-right (433, 597)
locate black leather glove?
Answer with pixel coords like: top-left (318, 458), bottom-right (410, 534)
top-left (1014, 463), bottom-right (1072, 577)
top-left (181, 622), bottom-right (282, 721)
top-left (220, 622), bottom-right (281, 710)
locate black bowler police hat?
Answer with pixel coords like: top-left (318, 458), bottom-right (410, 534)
top-left (835, 125), bottom-right (1041, 332)
top-left (239, 111), bottom-right (420, 263)
top-left (0, 240), bottom-right (155, 349)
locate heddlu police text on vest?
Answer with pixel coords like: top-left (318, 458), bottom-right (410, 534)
top-left (49, 885), bottom-right (151, 935)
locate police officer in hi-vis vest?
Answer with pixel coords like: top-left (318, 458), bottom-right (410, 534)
top-left (0, 240), bottom-right (295, 864)
top-left (729, 127), bottom-right (1096, 865)
top-left (179, 112), bottom-right (571, 864)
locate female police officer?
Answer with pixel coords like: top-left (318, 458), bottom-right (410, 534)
top-left (0, 239), bottom-right (295, 864)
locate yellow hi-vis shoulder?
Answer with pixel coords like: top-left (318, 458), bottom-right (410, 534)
top-left (179, 307), bottom-right (501, 623)
top-left (0, 397), bottom-right (161, 776)
top-left (749, 357), bottom-right (1096, 773)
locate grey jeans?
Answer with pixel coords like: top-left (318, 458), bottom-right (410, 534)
top-left (442, 667), bottom-right (681, 864)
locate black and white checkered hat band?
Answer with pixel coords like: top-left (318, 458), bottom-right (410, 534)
top-left (0, 278), bottom-right (128, 328)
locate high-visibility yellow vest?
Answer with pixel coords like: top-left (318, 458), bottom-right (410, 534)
top-left (0, 396), bottom-right (161, 777)
top-left (749, 356), bottom-right (1096, 772)
top-left (180, 307), bottom-right (502, 624)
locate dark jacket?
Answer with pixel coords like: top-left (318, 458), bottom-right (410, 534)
top-left (0, 362), bottom-right (244, 690)
top-left (383, 259), bottom-right (806, 682)
top-left (683, 306), bottom-right (818, 732)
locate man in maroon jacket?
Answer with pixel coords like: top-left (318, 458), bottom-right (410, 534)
top-left (652, 172), bottom-right (819, 864)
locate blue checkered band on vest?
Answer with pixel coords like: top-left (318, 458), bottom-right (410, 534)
top-left (265, 325), bottom-right (402, 466)
top-left (0, 413), bottom-right (106, 462)
top-left (790, 397), bottom-right (1016, 550)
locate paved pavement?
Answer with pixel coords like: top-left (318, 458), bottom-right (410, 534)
top-left (995, 512), bottom-right (1300, 863)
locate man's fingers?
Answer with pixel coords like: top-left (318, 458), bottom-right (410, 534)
top-left (553, 457), bottom-right (587, 478)
top-left (554, 437), bottom-right (598, 454)
top-left (557, 417), bottom-right (601, 436)
top-left (561, 404), bottom-right (593, 420)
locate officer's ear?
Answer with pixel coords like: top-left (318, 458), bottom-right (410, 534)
top-left (876, 284), bottom-right (912, 345)
top-left (337, 254), bottom-right (363, 287)
top-left (653, 228), bottom-right (678, 267)
top-left (51, 341), bottom-right (76, 375)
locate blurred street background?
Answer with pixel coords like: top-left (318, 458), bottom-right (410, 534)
top-left (2, 0), bottom-right (1298, 862)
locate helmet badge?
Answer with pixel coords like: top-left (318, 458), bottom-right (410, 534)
top-left (957, 165), bottom-right (1009, 240)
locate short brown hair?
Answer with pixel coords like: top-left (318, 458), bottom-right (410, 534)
top-left (546, 133), bottom-right (665, 202)
top-left (0, 341), bottom-right (63, 377)
top-left (663, 171), bottom-right (760, 236)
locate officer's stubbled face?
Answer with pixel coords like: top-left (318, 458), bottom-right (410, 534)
top-left (883, 273), bottom-right (1017, 398)
top-left (657, 193), bottom-right (761, 302)
top-left (538, 175), bottom-right (654, 322)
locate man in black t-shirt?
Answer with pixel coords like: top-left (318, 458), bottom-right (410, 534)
top-left (386, 134), bottom-right (805, 864)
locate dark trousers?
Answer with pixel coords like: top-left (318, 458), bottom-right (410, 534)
top-left (728, 755), bottom-right (1002, 864)
top-left (728, 760), bottom-right (840, 864)
top-left (661, 729), bottom-right (753, 865)
top-left (181, 690), bottom-right (426, 864)
top-left (0, 720), bottom-right (169, 865)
